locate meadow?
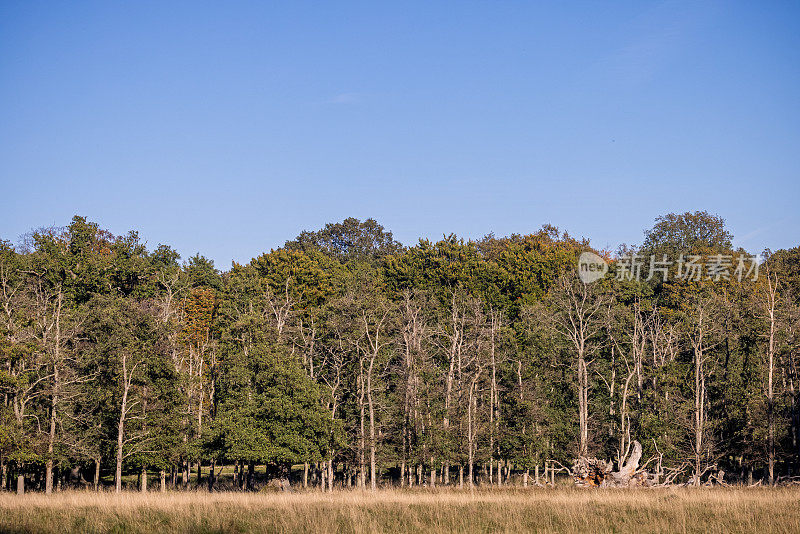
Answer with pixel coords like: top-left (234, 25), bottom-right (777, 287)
top-left (0, 487), bottom-right (798, 533)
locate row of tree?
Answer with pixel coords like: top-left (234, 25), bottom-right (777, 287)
top-left (0, 212), bottom-right (798, 492)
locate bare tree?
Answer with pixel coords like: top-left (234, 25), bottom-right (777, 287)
top-left (398, 290), bottom-right (429, 487)
top-left (538, 272), bottom-right (610, 457)
top-left (356, 301), bottom-right (392, 490)
top-left (753, 269), bottom-right (790, 485)
top-left (684, 293), bottom-right (723, 486)
top-left (605, 299), bottom-right (652, 468)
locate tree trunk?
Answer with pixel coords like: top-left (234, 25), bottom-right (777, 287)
top-left (767, 274), bottom-right (777, 485)
top-left (367, 359), bottom-right (377, 491)
top-left (45, 390), bottom-right (57, 494)
top-left (578, 353), bottom-right (589, 457)
top-left (140, 466), bottom-right (147, 492)
top-left (116, 350), bottom-right (135, 494)
top-left (208, 460), bottom-right (216, 492)
top-left (115, 416), bottom-right (125, 492)
top-left (613, 440), bottom-right (642, 486)
top-left (358, 365), bottom-right (366, 489)
top-left (160, 470), bottom-right (166, 493)
top-left (468, 382), bottom-right (476, 489)
top-left (94, 458), bottom-right (100, 491)
top-left (182, 461), bottom-right (189, 489)
top-left (489, 311), bottom-right (500, 487)
top-left (45, 293), bottom-right (63, 496)
top-left (16, 471), bottom-right (24, 495)
top-left (247, 461), bottom-right (254, 491)
top-left (694, 346), bottom-right (705, 487)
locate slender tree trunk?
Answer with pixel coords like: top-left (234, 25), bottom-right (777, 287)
top-left (693, 345), bottom-right (705, 487)
top-left (467, 378), bottom-right (478, 489)
top-left (358, 363), bottom-right (366, 489)
top-left (94, 458), bottom-right (100, 491)
top-left (116, 378), bottom-right (130, 493)
top-left (45, 403), bottom-right (55, 494)
top-left (578, 352), bottom-right (589, 457)
top-left (160, 470), bottom-right (166, 493)
top-left (248, 461), bottom-right (255, 491)
top-left (116, 349), bottom-right (135, 494)
top-left (766, 274), bottom-right (777, 485)
top-left (794, 389), bottom-right (800, 475)
top-left (208, 460), bottom-right (216, 492)
top-left (45, 292), bottom-right (63, 495)
top-left (140, 466), bottom-right (147, 492)
top-left (182, 461), bottom-right (189, 489)
top-left (115, 416), bottom-right (124, 493)
top-left (489, 311), bottom-right (499, 487)
top-left (498, 460), bottom-right (503, 487)
top-left (368, 384), bottom-right (376, 490)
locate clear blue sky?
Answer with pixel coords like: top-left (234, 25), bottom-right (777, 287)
top-left (1, 1), bottom-right (798, 267)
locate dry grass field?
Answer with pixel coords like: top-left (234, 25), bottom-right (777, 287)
top-left (1, 487), bottom-right (799, 533)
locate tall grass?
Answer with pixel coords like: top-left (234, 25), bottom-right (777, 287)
top-left (1, 487), bottom-right (798, 533)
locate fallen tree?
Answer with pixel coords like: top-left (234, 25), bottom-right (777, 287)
top-left (572, 440), bottom-right (652, 487)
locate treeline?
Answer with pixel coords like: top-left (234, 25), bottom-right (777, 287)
top-left (1, 212), bottom-right (799, 493)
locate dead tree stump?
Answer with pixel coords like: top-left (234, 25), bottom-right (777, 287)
top-left (572, 440), bottom-right (647, 488)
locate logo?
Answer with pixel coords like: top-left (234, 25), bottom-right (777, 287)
top-left (578, 252), bottom-right (608, 284)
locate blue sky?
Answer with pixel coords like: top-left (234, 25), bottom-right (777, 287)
top-left (1, 1), bottom-right (798, 267)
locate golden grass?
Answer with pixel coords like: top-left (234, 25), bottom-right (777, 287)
top-left (1, 486), bottom-right (798, 533)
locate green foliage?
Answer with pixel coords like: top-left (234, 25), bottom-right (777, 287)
top-left (213, 342), bottom-right (337, 464)
top-left (285, 217), bottom-right (403, 263)
top-left (0, 212), bottom-right (797, 489)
